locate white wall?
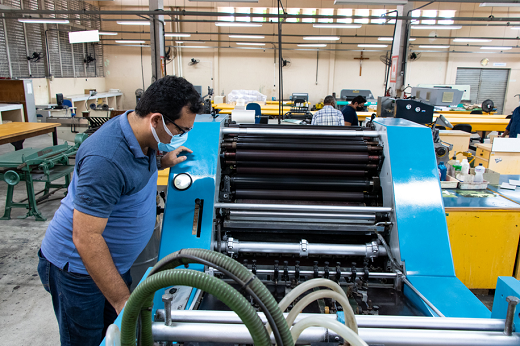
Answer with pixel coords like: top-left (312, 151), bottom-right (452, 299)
top-left (99, 1), bottom-right (520, 113)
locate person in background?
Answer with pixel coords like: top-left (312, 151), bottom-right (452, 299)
top-left (502, 106), bottom-right (520, 138)
top-left (311, 95), bottom-right (344, 126)
top-left (341, 95), bottom-right (366, 126)
top-left (37, 76), bottom-right (202, 346)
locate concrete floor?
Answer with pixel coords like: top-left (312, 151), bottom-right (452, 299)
top-left (0, 133), bottom-right (65, 346)
top-left (0, 132), bottom-right (498, 346)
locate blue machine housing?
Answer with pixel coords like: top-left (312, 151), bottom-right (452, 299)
top-left (100, 116), bottom-right (520, 346)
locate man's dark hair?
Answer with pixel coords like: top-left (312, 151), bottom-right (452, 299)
top-left (323, 95), bottom-right (335, 105)
top-left (135, 76), bottom-right (203, 123)
top-left (352, 96), bottom-right (367, 105)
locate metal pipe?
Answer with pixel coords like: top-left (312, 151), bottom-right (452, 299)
top-left (229, 216), bottom-right (374, 225)
top-left (402, 276), bottom-right (445, 318)
top-left (504, 296), bottom-right (519, 336)
top-left (217, 239), bottom-right (386, 258)
top-left (154, 310), bottom-right (506, 332)
top-left (214, 203), bottom-right (392, 213)
top-left (152, 323), bottom-right (520, 345)
top-left (229, 210), bottom-right (377, 220)
top-left (222, 127), bottom-right (380, 137)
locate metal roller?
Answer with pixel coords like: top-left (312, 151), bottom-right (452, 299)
top-left (229, 210), bottom-right (377, 220)
top-left (222, 141), bottom-right (381, 152)
top-left (232, 136), bottom-right (369, 144)
top-left (226, 160), bottom-right (379, 171)
top-left (217, 238), bottom-right (386, 258)
top-left (234, 189), bottom-right (375, 202)
top-left (224, 149), bottom-right (379, 163)
top-left (214, 203), bottom-right (392, 213)
top-left (236, 166), bottom-right (370, 177)
top-left (154, 310), bottom-right (506, 332)
top-left (222, 127), bottom-right (380, 137)
top-left (230, 176), bottom-right (374, 192)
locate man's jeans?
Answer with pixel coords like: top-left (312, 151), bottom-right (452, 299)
top-left (37, 249), bottom-right (132, 346)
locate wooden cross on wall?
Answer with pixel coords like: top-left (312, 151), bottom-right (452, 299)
top-left (354, 52), bottom-right (369, 76)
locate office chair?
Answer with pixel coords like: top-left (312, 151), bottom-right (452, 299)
top-left (452, 124), bottom-right (472, 133)
top-left (246, 102), bottom-right (262, 124)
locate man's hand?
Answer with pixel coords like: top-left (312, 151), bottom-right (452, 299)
top-left (161, 146), bottom-right (193, 169)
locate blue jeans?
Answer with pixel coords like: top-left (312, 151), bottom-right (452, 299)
top-left (38, 249), bottom-right (132, 346)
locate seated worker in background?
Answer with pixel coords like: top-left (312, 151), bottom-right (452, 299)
top-left (341, 95), bottom-right (366, 126)
top-left (502, 106), bottom-right (520, 138)
top-left (311, 95), bottom-right (344, 126)
top-left (37, 75), bottom-right (203, 346)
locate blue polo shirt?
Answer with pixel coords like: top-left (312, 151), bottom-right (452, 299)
top-left (41, 111), bottom-right (158, 275)
top-left (506, 106), bottom-right (520, 138)
top-left (341, 105), bottom-right (359, 126)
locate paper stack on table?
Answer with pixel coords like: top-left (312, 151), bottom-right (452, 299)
top-left (499, 181), bottom-right (518, 190)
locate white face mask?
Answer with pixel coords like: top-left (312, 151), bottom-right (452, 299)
top-left (151, 115), bottom-right (174, 145)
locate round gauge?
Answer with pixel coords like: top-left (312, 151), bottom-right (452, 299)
top-left (406, 104), bottom-right (412, 110)
top-left (173, 173), bottom-right (193, 191)
top-left (480, 58), bottom-right (489, 66)
top-left (415, 107), bottom-right (421, 112)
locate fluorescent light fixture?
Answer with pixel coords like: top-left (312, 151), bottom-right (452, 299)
top-left (453, 38), bottom-right (492, 43)
top-left (165, 33), bottom-right (191, 37)
top-left (297, 44), bottom-right (327, 47)
top-left (378, 37), bottom-right (416, 41)
top-left (99, 32), bottom-right (118, 36)
top-left (358, 44), bottom-right (388, 48)
top-left (215, 22), bottom-right (262, 27)
top-left (176, 41), bottom-right (206, 44)
top-left (411, 25), bottom-right (462, 30)
top-left (303, 36), bottom-right (340, 41)
top-left (419, 45), bottom-right (450, 48)
top-left (117, 21), bottom-right (150, 25)
top-left (236, 42), bottom-right (265, 46)
top-left (229, 35), bottom-right (265, 39)
top-left (312, 24), bottom-right (362, 29)
top-left (511, 27), bottom-right (520, 29)
top-left (480, 46), bottom-right (512, 50)
top-left (69, 30), bottom-right (99, 44)
top-left (115, 40), bottom-right (146, 44)
top-left (480, 3), bottom-right (520, 7)
top-left (334, 0), bottom-right (407, 3)
top-left (18, 18), bottom-right (69, 24)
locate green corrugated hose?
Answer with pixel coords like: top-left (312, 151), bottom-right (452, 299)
top-left (146, 248), bottom-right (295, 346)
top-left (120, 269), bottom-right (270, 346)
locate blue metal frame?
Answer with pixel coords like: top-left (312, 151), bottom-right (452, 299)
top-left (375, 118), bottom-right (490, 318)
top-left (492, 277), bottom-right (520, 331)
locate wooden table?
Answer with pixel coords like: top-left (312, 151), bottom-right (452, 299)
top-left (0, 122), bottom-right (59, 148)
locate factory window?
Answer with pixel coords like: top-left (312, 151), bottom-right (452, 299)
top-left (286, 8), bottom-right (301, 23)
top-left (438, 10), bottom-right (456, 25)
top-left (354, 9), bottom-right (369, 24)
top-left (411, 10), bottom-right (421, 24)
top-left (302, 8), bottom-right (317, 23)
top-left (421, 10), bottom-right (438, 25)
top-left (0, 0), bottom-right (103, 78)
top-left (318, 8), bottom-right (334, 23)
top-left (337, 9), bottom-right (353, 24)
top-left (269, 8), bottom-right (284, 22)
top-left (218, 7), bottom-right (235, 22)
top-left (235, 7), bottom-right (251, 22)
top-left (252, 7), bottom-right (267, 22)
top-left (371, 9), bottom-right (387, 24)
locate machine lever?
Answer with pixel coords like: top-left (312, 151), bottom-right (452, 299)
top-left (283, 261), bottom-right (289, 283)
top-left (192, 199), bottom-right (204, 238)
top-left (295, 261), bottom-right (300, 283)
top-left (324, 262), bottom-right (329, 279)
top-left (273, 260), bottom-right (279, 284)
top-left (351, 262), bottom-right (357, 283)
top-left (313, 261), bottom-right (319, 278)
top-left (252, 259), bottom-right (257, 275)
top-left (335, 262), bottom-right (341, 283)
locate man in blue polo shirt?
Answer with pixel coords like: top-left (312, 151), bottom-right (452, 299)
top-left (502, 106), bottom-right (520, 138)
top-left (37, 76), bottom-right (202, 346)
top-left (341, 95), bottom-right (366, 126)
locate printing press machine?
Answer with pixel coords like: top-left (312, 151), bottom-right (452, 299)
top-left (102, 115), bottom-right (520, 346)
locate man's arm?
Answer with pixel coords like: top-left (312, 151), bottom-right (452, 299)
top-left (72, 209), bottom-right (129, 314)
top-left (160, 146), bottom-right (193, 169)
top-left (344, 121), bottom-right (352, 126)
top-left (501, 129), bottom-right (510, 138)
